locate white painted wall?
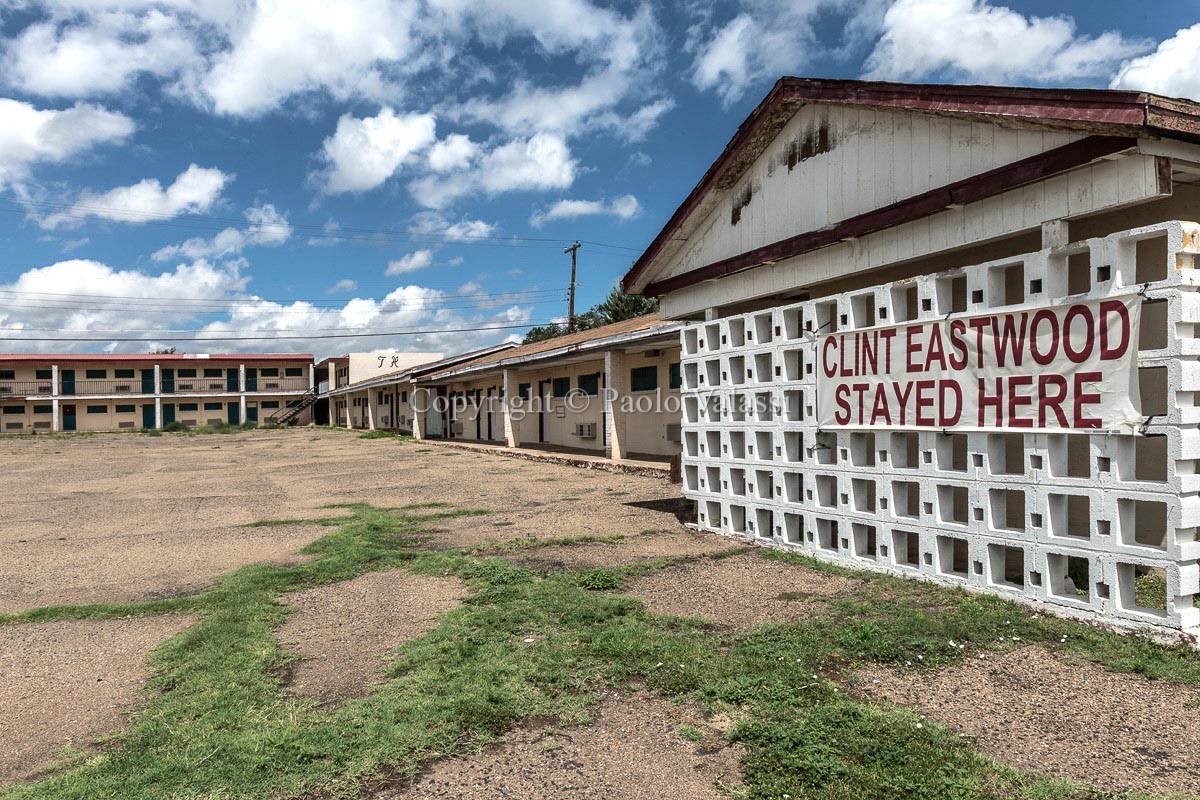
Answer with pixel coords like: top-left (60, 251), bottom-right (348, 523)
top-left (680, 220), bottom-right (1200, 636)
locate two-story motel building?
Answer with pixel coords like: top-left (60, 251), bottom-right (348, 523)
top-left (0, 353), bottom-right (316, 432)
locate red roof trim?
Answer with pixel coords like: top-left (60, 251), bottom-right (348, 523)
top-left (0, 353), bottom-right (313, 363)
top-left (643, 135), bottom-right (1137, 297)
top-left (623, 77), bottom-right (1200, 294)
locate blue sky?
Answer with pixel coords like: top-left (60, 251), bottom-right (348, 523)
top-left (0, 0), bottom-right (1197, 356)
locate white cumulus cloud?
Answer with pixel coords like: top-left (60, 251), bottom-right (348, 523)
top-left (530, 194), bottom-right (639, 227)
top-left (0, 258), bottom-right (247, 353)
top-left (316, 107), bottom-right (437, 194)
top-left (0, 99), bottom-right (134, 187)
top-left (386, 249), bottom-right (434, 275)
top-left (408, 212), bottom-right (497, 241)
top-left (152, 203), bottom-right (292, 261)
top-left (1111, 23), bottom-right (1200, 101)
top-left (407, 132), bottom-right (576, 209)
top-left (38, 163), bottom-right (231, 229)
top-left (200, 0), bottom-right (419, 116)
top-left (687, 1), bottom-right (870, 105)
top-left (863, 0), bottom-right (1152, 84)
top-left (4, 9), bottom-right (201, 98)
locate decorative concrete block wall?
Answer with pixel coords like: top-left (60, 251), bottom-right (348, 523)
top-left (679, 220), bottom-right (1200, 636)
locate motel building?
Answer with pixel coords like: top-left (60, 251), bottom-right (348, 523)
top-left (410, 313), bottom-right (685, 464)
top-left (318, 351), bottom-right (442, 430)
top-left (320, 345), bottom-right (515, 433)
top-left (0, 353), bottom-right (315, 432)
top-left (624, 78), bottom-right (1200, 637)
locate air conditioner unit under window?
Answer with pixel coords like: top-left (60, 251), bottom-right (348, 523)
top-left (575, 423), bottom-right (596, 439)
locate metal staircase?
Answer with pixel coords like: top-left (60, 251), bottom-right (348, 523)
top-left (267, 387), bottom-right (319, 426)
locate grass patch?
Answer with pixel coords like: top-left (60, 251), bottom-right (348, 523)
top-left (158, 421), bottom-right (261, 435)
top-left (240, 518), bottom-right (346, 528)
top-left (4, 511), bottom-right (1200, 799)
top-left (358, 431), bottom-right (414, 440)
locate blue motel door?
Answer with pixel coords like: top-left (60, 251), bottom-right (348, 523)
top-left (227, 402), bottom-right (239, 425)
top-left (142, 404), bottom-right (155, 429)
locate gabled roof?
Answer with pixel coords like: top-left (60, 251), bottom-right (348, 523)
top-left (420, 313), bottom-right (681, 382)
top-left (622, 77), bottom-right (1200, 295)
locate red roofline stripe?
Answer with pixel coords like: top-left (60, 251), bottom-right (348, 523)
top-left (0, 353), bottom-right (313, 363)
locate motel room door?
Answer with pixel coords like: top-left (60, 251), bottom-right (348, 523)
top-left (227, 402), bottom-right (239, 425)
top-left (537, 380), bottom-right (550, 443)
top-left (140, 369), bottom-right (155, 393)
top-left (246, 403), bottom-right (258, 424)
top-left (62, 404), bottom-right (76, 431)
top-left (141, 404), bottom-right (155, 429)
top-left (162, 403), bottom-right (176, 426)
top-left (60, 369), bottom-right (75, 396)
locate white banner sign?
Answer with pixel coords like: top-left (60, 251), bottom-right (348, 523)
top-left (816, 296), bottom-right (1143, 432)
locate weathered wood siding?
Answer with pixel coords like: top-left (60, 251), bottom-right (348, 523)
top-left (662, 104), bottom-right (1089, 282)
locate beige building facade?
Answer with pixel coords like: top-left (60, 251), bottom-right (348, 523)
top-left (413, 314), bottom-right (684, 461)
top-left (0, 354), bottom-right (315, 432)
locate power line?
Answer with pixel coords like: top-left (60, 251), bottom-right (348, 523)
top-left (0, 288), bottom-right (570, 316)
top-left (0, 321), bottom-right (550, 343)
top-left (0, 199), bottom-right (646, 254)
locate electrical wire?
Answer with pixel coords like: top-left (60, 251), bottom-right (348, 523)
top-left (0, 320), bottom-right (555, 343)
top-left (0, 199), bottom-right (646, 254)
top-left (0, 288), bottom-right (571, 317)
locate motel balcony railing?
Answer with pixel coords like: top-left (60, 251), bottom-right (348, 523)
top-left (0, 380), bottom-right (55, 396)
top-left (0, 377), bottom-right (311, 397)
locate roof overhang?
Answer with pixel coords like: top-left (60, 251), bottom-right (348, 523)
top-left (418, 323), bottom-right (684, 385)
top-left (622, 77), bottom-right (1200, 296)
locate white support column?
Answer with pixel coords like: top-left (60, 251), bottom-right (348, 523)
top-left (603, 349), bottom-right (628, 462)
top-left (51, 364), bottom-right (59, 397)
top-left (366, 391), bottom-right (376, 431)
top-left (154, 397), bottom-right (163, 429)
top-left (413, 388), bottom-right (427, 440)
top-left (308, 363), bottom-right (315, 390)
top-left (502, 369), bottom-right (520, 448)
top-left (239, 394), bottom-right (247, 423)
top-left (344, 397), bottom-right (352, 429)
top-left (239, 363), bottom-right (246, 392)
top-left (51, 398), bottom-right (60, 432)
top-left (153, 364), bottom-right (162, 395)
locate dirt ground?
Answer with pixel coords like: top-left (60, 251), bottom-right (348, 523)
top-left (379, 692), bottom-right (743, 800)
top-left (0, 429), bottom-right (724, 785)
top-left (856, 645), bottom-right (1200, 796)
top-left (625, 552), bottom-right (864, 630)
top-left (6, 429), bottom-right (1200, 798)
top-left (0, 614), bottom-right (195, 783)
top-left (0, 429), bottom-right (687, 613)
top-left (277, 569), bottom-right (466, 704)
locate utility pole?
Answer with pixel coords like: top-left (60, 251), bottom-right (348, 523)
top-left (564, 240), bottom-right (581, 332)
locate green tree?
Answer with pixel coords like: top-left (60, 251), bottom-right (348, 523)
top-left (521, 289), bottom-right (657, 344)
top-left (594, 286), bottom-right (658, 324)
